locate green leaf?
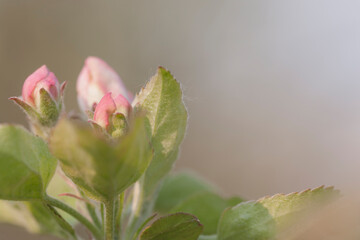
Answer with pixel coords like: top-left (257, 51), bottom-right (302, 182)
top-left (258, 186), bottom-right (339, 230)
top-left (217, 186), bottom-right (339, 240)
top-left (226, 197), bottom-right (245, 207)
top-left (170, 192), bottom-right (228, 235)
top-left (155, 172), bottom-right (244, 235)
top-left (155, 172), bottom-right (215, 213)
top-left (140, 213), bottom-right (203, 240)
top-left (0, 200), bottom-right (74, 239)
top-left (133, 67), bottom-right (188, 195)
top-left (49, 117), bottom-right (153, 201)
top-left (217, 202), bottom-right (276, 240)
top-left (0, 125), bottom-right (57, 200)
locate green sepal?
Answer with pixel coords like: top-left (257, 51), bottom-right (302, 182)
top-left (9, 97), bottom-right (40, 120)
top-left (39, 88), bottom-right (60, 126)
top-left (111, 112), bottom-right (128, 138)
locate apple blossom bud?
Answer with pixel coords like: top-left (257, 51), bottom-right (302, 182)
top-left (77, 56), bottom-right (131, 114)
top-left (9, 65), bottom-right (65, 127)
top-left (91, 92), bottom-right (132, 137)
top-left (22, 65), bottom-right (59, 107)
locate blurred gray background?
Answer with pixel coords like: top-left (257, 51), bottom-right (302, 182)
top-left (1, 0), bottom-right (360, 239)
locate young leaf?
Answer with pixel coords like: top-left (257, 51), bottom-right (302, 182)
top-left (258, 186), bottom-right (339, 230)
top-left (0, 125), bottom-right (57, 200)
top-left (170, 192), bottom-right (228, 235)
top-left (217, 186), bottom-right (339, 240)
top-left (155, 172), bottom-right (215, 213)
top-left (49, 117), bottom-right (153, 201)
top-left (155, 172), bottom-right (244, 235)
top-left (139, 213), bottom-right (203, 240)
top-left (133, 67), bottom-right (188, 195)
top-left (217, 201), bottom-right (276, 240)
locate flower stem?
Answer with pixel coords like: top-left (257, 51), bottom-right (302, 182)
top-left (104, 198), bottom-right (116, 240)
top-left (115, 193), bottom-right (125, 240)
top-left (44, 195), bottom-right (102, 240)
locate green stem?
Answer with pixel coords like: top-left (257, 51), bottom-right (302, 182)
top-left (79, 190), bottom-right (102, 229)
top-left (115, 193), bottom-right (125, 240)
top-left (86, 201), bottom-right (102, 229)
top-left (104, 198), bottom-right (116, 240)
top-left (44, 195), bottom-right (102, 240)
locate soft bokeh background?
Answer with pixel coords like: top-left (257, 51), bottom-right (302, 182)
top-left (1, 0), bottom-right (360, 239)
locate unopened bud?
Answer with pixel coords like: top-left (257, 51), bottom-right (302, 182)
top-left (9, 65), bottom-right (65, 127)
top-left (77, 57), bottom-right (132, 114)
top-left (91, 92), bottom-right (132, 137)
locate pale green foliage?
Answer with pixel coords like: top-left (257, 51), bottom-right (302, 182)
top-left (50, 117), bottom-right (153, 201)
top-left (258, 186), bottom-right (339, 230)
top-left (155, 172), bottom-right (243, 235)
top-left (218, 202), bottom-right (276, 240)
top-left (155, 172), bottom-right (215, 213)
top-left (0, 125), bottom-right (57, 200)
top-left (139, 213), bottom-right (203, 240)
top-left (217, 186), bottom-right (339, 240)
top-left (133, 67), bottom-right (188, 196)
top-left (171, 192), bottom-right (229, 235)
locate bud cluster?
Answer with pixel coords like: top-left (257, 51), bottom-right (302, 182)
top-left (10, 57), bottom-right (133, 138)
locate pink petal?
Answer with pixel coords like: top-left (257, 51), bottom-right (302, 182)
top-left (22, 65), bottom-right (59, 107)
top-left (76, 56), bottom-right (131, 112)
top-left (114, 94), bottom-right (131, 113)
top-left (93, 92), bottom-right (116, 129)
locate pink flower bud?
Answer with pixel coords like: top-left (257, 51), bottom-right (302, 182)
top-left (22, 65), bottom-right (60, 108)
top-left (93, 92), bottom-right (131, 132)
top-left (93, 93), bottom-right (116, 129)
top-left (77, 57), bottom-right (131, 113)
top-left (10, 65), bottom-right (65, 128)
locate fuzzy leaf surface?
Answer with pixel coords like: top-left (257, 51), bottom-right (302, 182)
top-left (217, 186), bottom-right (339, 240)
top-left (140, 213), bottom-right (203, 240)
top-left (50, 117), bottom-right (153, 201)
top-left (133, 67), bottom-right (188, 195)
top-left (0, 125), bottom-right (57, 200)
top-left (258, 186), bottom-right (339, 230)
